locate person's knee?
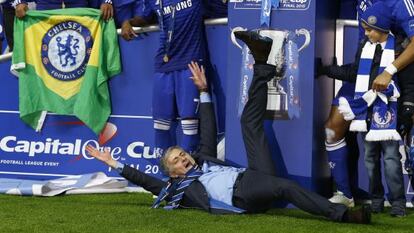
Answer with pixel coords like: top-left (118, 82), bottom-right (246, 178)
top-left (282, 180), bottom-right (299, 190)
top-left (281, 181), bottom-right (303, 199)
top-left (324, 119), bottom-right (347, 143)
top-left (181, 118), bottom-right (199, 135)
top-left (364, 155), bottom-right (378, 170)
top-left (272, 178), bottom-right (299, 197)
top-left (324, 109), bottom-right (349, 143)
top-left (324, 124), bottom-right (343, 144)
top-left (383, 156), bottom-right (402, 173)
top-left (324, 126), bottom-right (338, 144)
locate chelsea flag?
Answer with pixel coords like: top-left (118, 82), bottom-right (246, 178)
top-left (11, 8), bottom-right (121, 134)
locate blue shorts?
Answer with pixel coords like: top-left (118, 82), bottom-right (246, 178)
top-left (332, 82), bottom-right (355, 106)
top-left (152, 68), bottom-right (199, 119)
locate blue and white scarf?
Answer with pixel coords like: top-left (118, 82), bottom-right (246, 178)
top-left (338, 35), bottom-right (401, 141)
top-left (152, 165), bottom-right (203, 209)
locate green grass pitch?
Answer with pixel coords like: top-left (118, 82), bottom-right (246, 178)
top-left (0, 193), bottom-right (413, 233)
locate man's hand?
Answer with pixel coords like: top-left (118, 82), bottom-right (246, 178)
top-left (188, 61), bottom-right (207, 92)
top-left (315, 57), bottom-right (326, 78)
top-left (100, 3), bottom-right (113, 21)
top-left (15, 3), bottom-right (28, 19)
top-left (86, 145), bottom-right (117, 168)
top-left (121, 20), bottom-right (137, 41)
top-left (372, 71), bottom-right (392, 91)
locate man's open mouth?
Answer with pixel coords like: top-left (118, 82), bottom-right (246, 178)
top-left (184, 161), bottom-right (192, 169)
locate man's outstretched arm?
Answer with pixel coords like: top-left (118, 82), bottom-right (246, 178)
top-left (188, 62), bottom-right (218, 159)
top-left (86, 145), bottom-right (166, 195)
top-left (117, 0), bottom-right (157, 41)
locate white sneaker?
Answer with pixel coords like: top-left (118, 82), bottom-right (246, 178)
top-left (329, 191), bottom-right (355, 208)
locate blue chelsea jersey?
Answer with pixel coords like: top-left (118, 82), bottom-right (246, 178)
top-left (137, 0), bottom-right (207, 73)
top-left (358, 0), bottom-right (414, 41)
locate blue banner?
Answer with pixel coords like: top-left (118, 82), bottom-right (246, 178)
top-left (232, 0), bottom-right (311, 11)
top-left (237, 44), bottom-right (254, 117)
top-left (285, 35), bottom-right (300, 119)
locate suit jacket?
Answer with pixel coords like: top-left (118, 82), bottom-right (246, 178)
top-left (120, 102), bottom-right (231, 213)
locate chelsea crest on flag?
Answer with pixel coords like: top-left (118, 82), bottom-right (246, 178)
top-left (11, 8), bottom-right (121, 134)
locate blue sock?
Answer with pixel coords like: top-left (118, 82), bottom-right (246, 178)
top-left (154, 119), bottom-right (173, 157)
top-left (326, 138), bottom-right (353, 198)
top-left (180, 119), bottom-right (200, 154)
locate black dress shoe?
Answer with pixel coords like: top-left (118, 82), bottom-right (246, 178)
top-left (344, 204), bottom-right (372, 224)
top-left (390, 205), bottom-right (406, 217)
top-left (234, 30), bottom-right (272, 65)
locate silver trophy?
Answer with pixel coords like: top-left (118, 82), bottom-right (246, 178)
top-left (231, 28), bottom-right (311, 120)
top-left (266, 74), bottom-right (288, 119)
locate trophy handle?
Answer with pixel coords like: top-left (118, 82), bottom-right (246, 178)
top-left (231, 27), bottom-right (248, 51)
top-left (295, 28), bottom-right (311, 52)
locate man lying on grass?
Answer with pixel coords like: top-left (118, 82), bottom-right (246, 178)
top-left (86, 30), bottom-right (371, 224)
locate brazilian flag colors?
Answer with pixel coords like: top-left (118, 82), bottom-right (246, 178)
top-left (12, 8), bottom-right (121, 134)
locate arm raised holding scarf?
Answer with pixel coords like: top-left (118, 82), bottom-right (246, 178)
top-left (371, 1), bottom-right (414, 93)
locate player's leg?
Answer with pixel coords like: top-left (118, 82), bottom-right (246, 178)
top-left (363, 140), bottom-right (384, 213)
top-left (346, 131), bottom-right (370, 202)
top-left (232, 170), bottom-right (370, 223)
top-left (234, 30), bottom-right (278, 176)
top-left (153, 72), bottom-right (176, 157)
top-left (325, 83), bottom-right (354, 207)
top-left (380, 140), bottom-right (406, 216)
top-left (175, 69), bottom-right (200, 154)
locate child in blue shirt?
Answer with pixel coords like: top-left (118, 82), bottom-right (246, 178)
top-left (320, 2), bottom-right (406, 216)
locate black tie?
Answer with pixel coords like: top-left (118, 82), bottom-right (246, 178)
top-left (373, 44), bottom-right (383, 64)
top-left (369, 44), bottom-right (383, 84)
